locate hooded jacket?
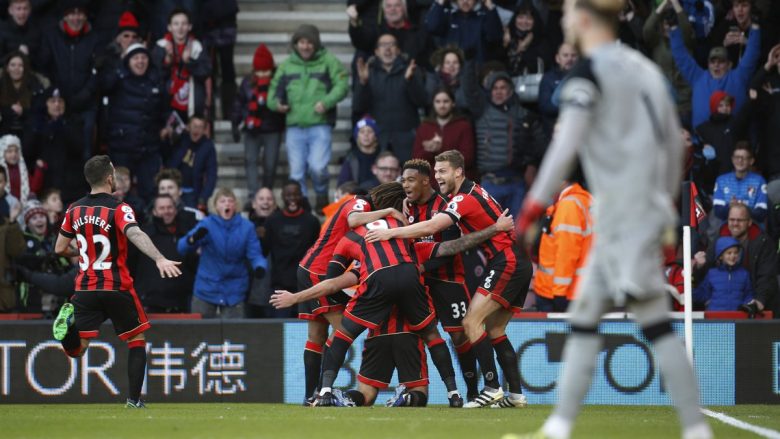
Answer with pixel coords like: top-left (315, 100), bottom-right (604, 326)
top-left (178, 213), bottom-right (267, 306)
top-left (694, 236), bottom-right (754, 310)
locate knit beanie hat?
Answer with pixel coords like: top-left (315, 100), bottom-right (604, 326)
top-left (253, 44), bottom-right (274, 71)
top-left (23, 200), bottom-right (47, 225)
top-left (354, 116), bottom-right (379, 139)
top-left (117, 11), bottom-right (140, 35)
top-left (709, 90), bottom-right (733, 114)
top-left (124, 42), bottom-right (148, 60)
top-left (291, 24), bottom-right (321, 52)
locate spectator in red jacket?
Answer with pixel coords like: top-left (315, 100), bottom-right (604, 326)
top-left (412, 86), bottom-right (476, 182)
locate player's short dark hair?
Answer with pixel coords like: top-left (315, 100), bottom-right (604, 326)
top-left (155, 168), bottom-right (182, 188)
top-left (167, 7), bottom-right (191, 24)
top-left (403, 159), bottom-right (431, 177)
top-left (435, 150), bottom-right (464, 171)
top-left (83, 155), bottom-right (113, 188)
top-left (369, 182), bottom-right (405, 212)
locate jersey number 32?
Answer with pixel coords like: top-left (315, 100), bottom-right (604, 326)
top-left (76, 233), bottom-right (112, 271)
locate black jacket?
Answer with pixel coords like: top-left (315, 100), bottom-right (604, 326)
top-left (39, 21), bottom-right (99, 112)
top-left (0, 18), bottom-right (42, 67)
top-left (29, 112), bottom-right (87, 205)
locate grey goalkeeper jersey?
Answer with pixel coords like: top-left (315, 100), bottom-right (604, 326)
top-left (530, 42), bottom-right (683, 237)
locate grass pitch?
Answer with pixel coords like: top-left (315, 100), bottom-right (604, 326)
top-left (3, 403), bottom-right (779, 438)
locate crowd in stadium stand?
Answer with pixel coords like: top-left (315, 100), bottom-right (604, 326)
top-left (0, 0), bottom-right (779, 319)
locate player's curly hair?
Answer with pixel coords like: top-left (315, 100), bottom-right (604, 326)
top-left (402, 159), bottom-right (431, 177)
top-left (369, 182), bottom-right (405, 212)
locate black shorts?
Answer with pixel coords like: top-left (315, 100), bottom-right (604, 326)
top-left (358, 333), bottom-right (428, 389)
top-left (71, 288), bottom-right (150, 341)
top-left (476, 246), bottom-right (533, 313)
top-left (345, 264), bottom-right (435, 331)
top-left (296, 266), bottom-right (350, 321)
top-left (425, 277), bottom-right (470, 332)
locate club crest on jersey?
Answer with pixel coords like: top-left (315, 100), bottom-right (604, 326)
top-left (408, 216), bottom-right (415, 223)
top-left (452, 195), bottom-right (464, 202)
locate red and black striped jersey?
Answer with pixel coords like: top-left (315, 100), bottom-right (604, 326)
top-left (407, 193), bottom-right (464, 283)
top-left (367, 306), bottom-right (415, 337)
top-left (59, 193), bottom-right (139, 292)
top-left (330, 216), bottom-right (415, 282)
top-left (442, 179), bottom-right (515, 259)
top-left (299, 196), bottom-right (371, 275)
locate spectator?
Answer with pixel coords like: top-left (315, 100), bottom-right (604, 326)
top-left (708, 0), bottom-right (769, 67)
top-left (113, 166), bottom-right (146, 225)
top-left (262, 180), bottom-right (320, 317)
top-left (89, 3), bottom-right (151, 47)
top-left (15, 200), bottom-right (67, 316)
top-left (167, 114), bottom-right (217, 212)
top-left (537, 42), bottom-right (577, 137)
top-left (0, 0), bottom-right (41, 66)
top-left (130, 193), bottom-right (196, 313)
top-left (712, 143), bottom-right (767, 223)
top-left (177, 187), bottom-right (268, 318)
top-left (751, 45), bottom-right (780, 232)
top-left (616, 0), bottom-right (647, 51)
top-left (39, 0), bottom-right (100, 161)
top-left (0, 51), bottom-right (46, 140)
top-left (695, 90), bottom-right (751, 176)
top-left (425, 0), bottom-right (502, 63)
top-left (0, 134), bottom-right (42, 202)
top-left (504, 2), bottom-right (552, 77)
top-left (696, 203), bottom-right (778, 317)
top-left (321, 180), bottom-right (367, 224)
top-left (347, 0), bottom-right (434, 68)
top-left (200, 0), bottom-right (238, 119)
top-left (412, 86), bottom-right (476, 181)
top-left (359, 151), bottom-right (400, 191)
top-left (154, 168), bottom-right (203, 222)
top-left (245, 186), bottom-right (275, 318)
top-left (232, 43), bottom-right (285, 194)
top-left (0, 199), bottom-right (23, 312)
top-left (27, 86), bottom-right (86, 205)
top-left (0, 166), bottom-right (19, 220)
top-left (354, 33), bottom-right (427, 163)
top-left (268, 24), bottom-right (349, 211)
top-left (464, 67), bottom-right (545, 215)
top-left (152, 7), bottom-right (212, 122)
top-left (101, 42), bottom-right (165, 202)
top-left (39, 187), bottom-right (62, 228)
top-left (94, 11), bottom-right (141, 76)
top-left (338, 115), bottom-right (379, 187)
top-left (425, 46), bottom-right (470, 114)
top-left (670, 19), bottom-right (761, 127)
top-left (693, 236), bottom-right (754, 310)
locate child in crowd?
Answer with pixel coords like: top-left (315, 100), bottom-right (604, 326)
top-left (39, 188), bottom-right (63, 229)
top-left (0, 134), bottom-right (43, 202)
top-left (694, 236), bottom-right (754, 310)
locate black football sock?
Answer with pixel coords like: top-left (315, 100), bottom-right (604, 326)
top-left (320, 331), bottom-right (354, 391)
top-left (407, 390), bottom-right (428, 407)
top-left (345, 390), bottom-right (366, 406)
top-left (127, 341), bottom-right (147, 402)
top-left (317, 342), bottom-right (331, 390)
top-left (472, 333), bottom-right (500, 389)
top-left (61, 329), bottom-right (81, 357)
top-left (303, 341), bottom-right (323, 398)
top-left (492, 335), bottom-right (523, 394)
top-left (426, 338), bottom-right (457, 393)
top-left (455, 340), bottom-right (479, 397)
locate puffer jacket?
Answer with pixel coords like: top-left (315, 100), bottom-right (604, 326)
top-left (694, 236), bottom-right (754, 310)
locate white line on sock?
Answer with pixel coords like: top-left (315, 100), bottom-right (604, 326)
top-left (702, 409), bottom-right (780, 439)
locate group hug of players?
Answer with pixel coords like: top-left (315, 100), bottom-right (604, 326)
top-left (270, 150), bottom-right (533, 408)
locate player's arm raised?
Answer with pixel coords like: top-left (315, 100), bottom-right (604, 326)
top-left (365, 212), bottom-right (453, 242)
top-left (126, 226), bottom-right (182, 278)
top-left (347, 207), bottom-right (407, 228)
top-left (434, 209), bottom-right (513, 257)
top-left (270, 270), bottom-right (359, 309)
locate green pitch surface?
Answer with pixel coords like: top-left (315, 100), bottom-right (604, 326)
top-left (3, 404), bottom-right (780, 438)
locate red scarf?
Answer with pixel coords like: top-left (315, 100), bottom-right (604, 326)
top-left (7, 163), bottom-right (20, 200)
top-left (245, 76), bottom-right (271, 129)
top-left (62, 20), bottom-right (88, 38)
top-left (165, 33), bottom-right (194, 112)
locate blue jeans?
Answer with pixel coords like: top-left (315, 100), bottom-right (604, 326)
top-left (285, 125), bottom-right (332, 196)
top-left (245, 131), bottom-right (282, 194)
top-left (480, 178), bottom-right (525, 216)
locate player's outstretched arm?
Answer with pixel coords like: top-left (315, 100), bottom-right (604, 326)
top-left (270, 271), bottom-right (359, 309)
top-left (126, 227), bottom-right (182, 278)
top-left (347, 208), bottom-right (407, 228)
top-left (365, 212), bottom-right (453, 243)
top-left (435, 209), bottom-right (513, 257)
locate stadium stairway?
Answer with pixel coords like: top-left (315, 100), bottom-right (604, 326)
top-left (214, 0), bottom-right (353, 205)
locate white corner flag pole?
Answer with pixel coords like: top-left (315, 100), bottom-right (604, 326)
top-left (682, 226), bottom-right (694, 364)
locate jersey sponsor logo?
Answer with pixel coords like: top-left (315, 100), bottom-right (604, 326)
top-left (723, 187), bottom-right (730, 195)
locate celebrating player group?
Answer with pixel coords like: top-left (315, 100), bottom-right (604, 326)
top-left (270, 151), bottom-right (531, 409)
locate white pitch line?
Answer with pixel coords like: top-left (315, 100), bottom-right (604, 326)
top-left (702, 409), bottom-right (780, 439)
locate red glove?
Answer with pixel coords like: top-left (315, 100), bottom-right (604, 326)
top-left (516, 197), bottom-right (545, 237)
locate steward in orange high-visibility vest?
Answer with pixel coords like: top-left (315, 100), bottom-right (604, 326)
top-left (533, 182), bottom-right (593, 312)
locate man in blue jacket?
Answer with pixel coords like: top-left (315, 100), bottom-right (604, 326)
top-left (178, 188), bottom-right (267, 318)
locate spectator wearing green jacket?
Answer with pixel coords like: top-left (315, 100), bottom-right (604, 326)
top-left (268, 24), bottom-right (349, 211)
